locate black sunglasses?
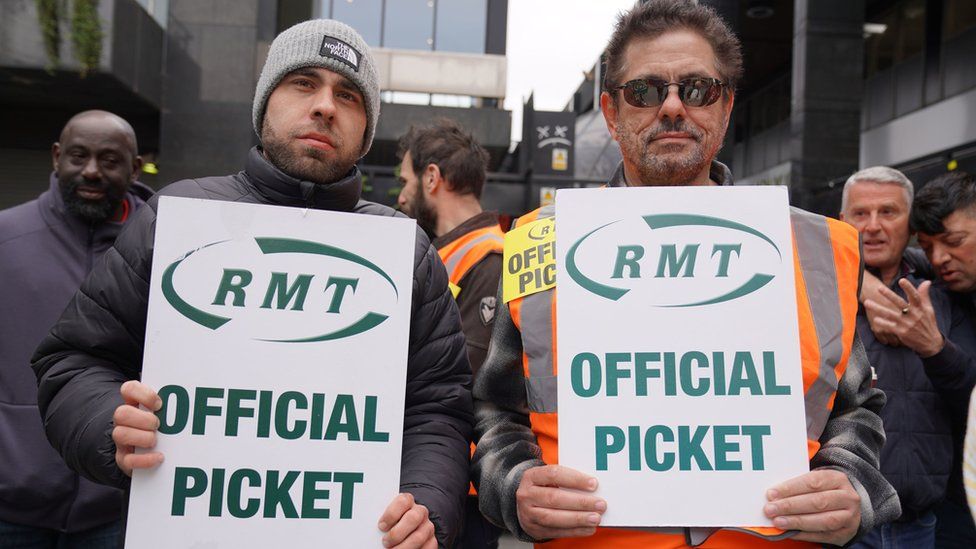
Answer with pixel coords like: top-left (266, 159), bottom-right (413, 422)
top-left (610, 77), bottom-right (727, 108)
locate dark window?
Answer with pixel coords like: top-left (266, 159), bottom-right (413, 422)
top-left (383, 0), bottom-right (435, 51)
top-left (943, 0), bottom-right (976, 96)
top-left (864, 10), bottom-right (897, 76)
top-left (327, 0), bottom-right (383, 47)
top-left (435, 0), bottom-right (487, 53)
top-left (863, 0), bottom-right (927, 126)
top-left (944, 0), bottom-right (976, 40)
top-left (279, 0), bottom-right (314, 34)
top-left (864, 0), bottom-right (925, 78)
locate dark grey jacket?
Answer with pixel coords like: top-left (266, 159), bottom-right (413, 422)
top-left (899, 247), bottom-right (976, 511)
top-left (0, 175), bottom-right (151, 532)
top-left (856, 264), bottom-right (964, 518)
top-left (31, 148), bottom-right (473, 547)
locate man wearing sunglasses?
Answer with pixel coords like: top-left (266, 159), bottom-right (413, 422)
top-left (471, 1), bottom-right (898, 548)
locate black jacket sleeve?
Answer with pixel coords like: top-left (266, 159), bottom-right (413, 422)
top-left (923, 342), bottom-right (976, 421)
top-left (32, 202), bottom-right (158, 489)
top-left (919, 290), bottom-right (976, 422)
top-left (401, 227), bottom-right (474, 548)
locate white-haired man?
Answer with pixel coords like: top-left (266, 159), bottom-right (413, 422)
top-left (841, 166), bottom-right (975, 548)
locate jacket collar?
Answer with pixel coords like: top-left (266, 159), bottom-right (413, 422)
top-left (432, 211), bottom-right (501, 250)
top-left (865, 257), bottom-right (918, 289)
top-left (607, 160), bottom-right (735, 187)
top-left (244, 147), bottom-right (362, 212)
top-left (37, 173), bottom-right (151, 245)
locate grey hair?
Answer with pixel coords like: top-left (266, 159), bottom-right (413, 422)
top-left (841, 166), bottom-right (915, 212)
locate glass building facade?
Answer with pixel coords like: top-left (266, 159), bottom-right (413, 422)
top-left (319, 0), bottom-right (488, 54)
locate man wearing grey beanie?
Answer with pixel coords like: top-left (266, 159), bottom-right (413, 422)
top-left (32, 19), bottom-right (472, 549)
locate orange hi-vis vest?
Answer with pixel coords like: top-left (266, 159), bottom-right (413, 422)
top-left (437, 223), bottom-right (505, 292)
top-left (507, 204), bottom-right (861, 549)
top-left (438, 222), bottom-right (504, 497)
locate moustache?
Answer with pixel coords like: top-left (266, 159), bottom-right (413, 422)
top-left (66, 178), bottom-right (109, 195)
top-left (645, 120), bottom-right (703, 144)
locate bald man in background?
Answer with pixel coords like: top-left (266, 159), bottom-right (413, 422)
top-left (0, 110), bottom-right (153, 547)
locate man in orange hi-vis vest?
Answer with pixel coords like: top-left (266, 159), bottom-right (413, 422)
top-left (472, 1), bottom-right (900, 548)
top-left (397, 119), bottom-right (505, 549)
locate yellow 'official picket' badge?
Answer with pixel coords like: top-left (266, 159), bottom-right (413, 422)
top-left (502, 217), bottom-right (556, 303)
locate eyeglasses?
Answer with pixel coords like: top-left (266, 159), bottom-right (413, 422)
top-left (610, 77), bottom-right (727, 108)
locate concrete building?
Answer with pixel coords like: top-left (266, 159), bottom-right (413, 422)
top-left (0, 0), bottom-right (510, 209)
top-left (566, 0), bottom-right (976, 216)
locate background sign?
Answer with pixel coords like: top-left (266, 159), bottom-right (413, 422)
top-left (556, 187), bottom-right (808, 527)
top-left (126, 197), bottom-right (415, 547)
top-left (540, 186), bottom-right (556, 207)
top-left (531, 110), bottom-right (575, 177)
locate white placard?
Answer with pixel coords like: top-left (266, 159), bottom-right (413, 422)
top-left (126, 196), bottom-right (416, 547)
top-left (556, 186), bottom-right (809, 527)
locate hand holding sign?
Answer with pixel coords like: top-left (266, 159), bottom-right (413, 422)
top-left (113, 380), bottom-right (164, 476)
top-left (763, 469), bottom-right (861, 545)
top-left (377, 493), bottom-right (436, 549)
top-left (516, 465), bottom-right (606, 540)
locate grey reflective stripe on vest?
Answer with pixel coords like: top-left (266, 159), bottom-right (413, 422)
top-left (521, 205), bottom-right (558, 413)
top-left (790, 207), bottom-right (844, 442)
top-left (442, 232), bottom-right (503, 281)
top-left (522, 289), bottom-right (557, 413)
top-left (687, 527), bottom-right (720, 545)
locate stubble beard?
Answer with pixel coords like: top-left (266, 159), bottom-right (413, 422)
top-left (617, 117), bottom-right (716, 186)
top-left (412, 190), bottom-right (438, 237)
top-left (261, 119), bottom-right (358, 185)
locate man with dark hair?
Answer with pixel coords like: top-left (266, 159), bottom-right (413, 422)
top-left (906, 171), bottom-right (976, 547)
top-left (0, 110), bottom-right (152, 547)
top-left (397, 118), bottom-right (501, 391)
top-left (31, 20), bottom-right (471, 549)
top-left (911, 172), bottom-right (976, 295)
top-left (841, 166), bottom-right (976, 548)
top-left (472, 1), bottom-right (897, 547)
top-left (397, 119), bottom-right (503, 549)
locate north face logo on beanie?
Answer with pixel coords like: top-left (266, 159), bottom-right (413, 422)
top-left (319, 36), bottom-right (361, 72)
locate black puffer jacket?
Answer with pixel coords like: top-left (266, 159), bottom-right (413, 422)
top-left (32, 148), bottom-right (473, 548)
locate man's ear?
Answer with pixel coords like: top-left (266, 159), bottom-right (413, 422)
top-left (131, 155), bottom-right (144, 183)
top-left (425, 163), bottom-right (443, 194)
top-left (51, 142), bottom-right (61, 173)
top-left (600, 91), bottom-right (619, 141)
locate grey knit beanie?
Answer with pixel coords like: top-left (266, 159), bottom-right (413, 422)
top-left (253, 19), bottom-right (380, 157)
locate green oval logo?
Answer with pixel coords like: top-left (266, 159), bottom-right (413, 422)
top-left (566, 214), bottom-right (781, 307)
top-left (162, 237), bottom-right (398, 342)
